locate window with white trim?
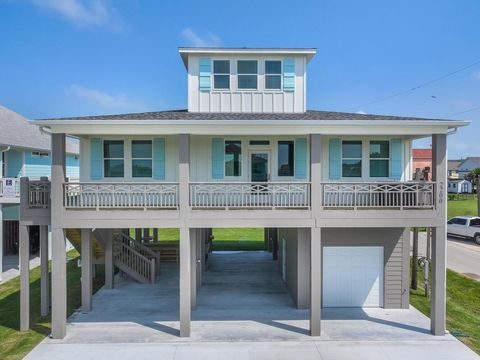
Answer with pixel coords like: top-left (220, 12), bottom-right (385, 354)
top-left (103, 140), bottom-right (124, 178)
top-left (369, 141), bottom-right (390, 177)
top-left (342, 140), bottom-right (362, 177)
top-left (265, 60), bottom-right (282, 90)
top-left (132, 140), bottom-right (152, 178)
top-left (237, 60), bottom-right (258, 89)
top-left (213, 60), bottom-right (230, 90)
top-left (278, 141), bottom-right (294, 176)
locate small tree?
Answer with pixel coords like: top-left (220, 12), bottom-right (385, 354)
top-left (465, 167), bottom-right (480, 182)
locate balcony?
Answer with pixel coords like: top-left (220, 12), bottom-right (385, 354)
top-left (63, 182), bottom-right (179, 210)
top-left (27, 180), bottom-right (51, 209)
top-left (320, 182), bottom-right (435, 210)
top-left (189, 182), bottom-right (311, 210)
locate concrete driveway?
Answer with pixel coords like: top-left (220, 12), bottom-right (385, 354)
top-left (412, 232), bottom-right (480, 280)
top-left (25, 251), bottom-right (479, 360)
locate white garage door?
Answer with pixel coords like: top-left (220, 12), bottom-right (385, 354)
top-left (323, 246), bottom-right (383, 307)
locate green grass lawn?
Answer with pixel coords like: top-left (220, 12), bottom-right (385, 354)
top-left (448, 197), bottom-right (478, 219)
top-left (128, 228), bottom-right (266, 251)
top-left (411, 266), bottom-right (480, 354)
top-left (0, 250), bottom-right (105, 360)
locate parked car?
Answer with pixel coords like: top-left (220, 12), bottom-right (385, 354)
top-left (447, 216), bottom-right (480, 244)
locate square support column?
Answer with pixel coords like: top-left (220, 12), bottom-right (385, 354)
top-left (40, 225), bottom-right (50, 316)
top-left (51, 133), bottom-right (67, 339)
top-left (431, 133), bottom-right (447, 335)
top-left (190, 229), bottom-right (197, 310)
top-left (310, 227), bottom-right (322, 336)
top-left (196, 229), bottom-right (203, 289)
top-left (81, 229), bottom-right (93, 312)
top-left (104, 230), bottom-right (114, 289)
top-left (0, 204), bottom-right (3, 282)
top-left (19, 224), bottom-right (30, 331)
top-left (178, 134), bottom-right (190, 218)
top-left (51, 227), bottom-right (66, 338)
top-left (310, 134), bottom-right (322, 216)
top-left (179, 227), bottom-right (191, 337)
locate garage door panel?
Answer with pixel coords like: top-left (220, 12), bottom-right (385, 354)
top-left (323, 246), bottom-right (383, 308)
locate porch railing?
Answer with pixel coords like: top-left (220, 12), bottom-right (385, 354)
top-left (28, 180), bottom-right (51, 209)
top-left (321, 182), bottom-right (435, 209)
top-left (63, 182), bottom-right (179, 210)
top-left (189, 182), bottom-right (311, 209)
top-left (0, 178), bottom-right (20, 198)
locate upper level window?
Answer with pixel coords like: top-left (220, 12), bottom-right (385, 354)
top-left (32, 151), bottom-right (49, 157)
top-left (278, 141), bottom-right (294, 176)
top-left (237, 60), bottom-right (258, 89)
top-left (369, 141), bottom-right (389, 177)
top-left (342, 141), bottom-right (362, 177)
top-left (225, 140), bottom-right (241, 176)
top-left (132, 140), bottom-right (152, 178)
top-left (104, 140), bottom-right (124, 178)
top-left (213, 60), bottom-right (230, 90)
top-left (265, 61), bottom-right (282, 90)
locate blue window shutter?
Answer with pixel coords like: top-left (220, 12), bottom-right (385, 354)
top-left (199, 58), bottom-right (212, 91)
top-left (294, 138), bottom-right (307, 179)
top-left (390, 138), bottom-right (403, 180)
top-left (153, 138), bottom-right (165, 180)
top-left (90, 138), bottom-right (102, 180)
top-left (283, 58), bottom-right (295, 92)
top-left (211, 138), bottom-right (224, 179)
top-left (329, 138), bottom-right (341, 180)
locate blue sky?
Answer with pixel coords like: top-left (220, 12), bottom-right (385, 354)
top-left (0, 0), bottom-right (479, 159)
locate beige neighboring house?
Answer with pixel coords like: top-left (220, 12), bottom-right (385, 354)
top-left (16, 47), bottom-right (469, 340)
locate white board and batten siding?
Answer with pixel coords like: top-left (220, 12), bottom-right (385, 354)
top-left (187, 55), bottom-right (307, 113)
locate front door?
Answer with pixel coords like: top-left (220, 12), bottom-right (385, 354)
top-left (250, 152), bottom-right (270, 182)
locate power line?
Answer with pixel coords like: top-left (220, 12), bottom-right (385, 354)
top-left (445, 105), bottom-right (480, 119)
top-left (347, 59), bottom-right (480, 111)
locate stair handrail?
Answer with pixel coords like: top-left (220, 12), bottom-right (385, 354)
top-left (113, 238), bottom-right (155, 284)
top-left (119, 233), bottom-right (158, 257)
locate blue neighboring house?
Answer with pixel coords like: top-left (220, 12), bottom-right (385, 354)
top-left (0, 105), bottom-right (79, 281)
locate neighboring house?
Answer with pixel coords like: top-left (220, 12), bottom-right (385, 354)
top-left (412, 148), bottom-right (432, 180)
top-left (447, 179), bottom-right (473, 194)
top-left (0, 105), bottom-right (79, 282)
top-left (17, 47), bottom-right (468, 339)
top-left (457, 157), bottom-right (480, 179)
top-left (448, 159), bottom-right (462, 179)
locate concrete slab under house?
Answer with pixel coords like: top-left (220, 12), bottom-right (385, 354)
top-left (13, 47), bottom-right (476, 359)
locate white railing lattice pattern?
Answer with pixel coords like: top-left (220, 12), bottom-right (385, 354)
top-left (63, 182), bottom-right (179, 209)
top-left (321, 182), bottom-right (435, 209)
top-left (28, 180), bottom-right (51, 209)
top-left (189, 182), bottom-right (310, 209)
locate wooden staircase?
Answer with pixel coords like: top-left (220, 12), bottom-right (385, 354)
top-left (66, 229), bottom-right (158, 284)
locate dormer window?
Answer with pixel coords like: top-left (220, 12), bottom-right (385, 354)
top-left (265, 60), bottom-right (282, 90)
top-left (237, 60), bottom-right (258, 89)
top-left (213, 60), bottom-right (230, 90)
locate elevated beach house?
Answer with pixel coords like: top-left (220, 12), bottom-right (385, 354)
top-left (18, 48), bottom-right (468, 339)
top-left (0, 105), bottom-right (79, 282)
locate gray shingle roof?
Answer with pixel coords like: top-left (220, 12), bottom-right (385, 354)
top-left (37, 109), bottom-right (453, 122)
top-left (0, 105), bottom-right (79, 154)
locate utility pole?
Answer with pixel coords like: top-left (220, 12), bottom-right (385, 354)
top-left (477, 177), bottom-right (480, 216)
top-left (411, 227), bottom-right (418, 290)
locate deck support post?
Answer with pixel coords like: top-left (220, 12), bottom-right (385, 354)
top-left (40, 225), bottom-right (50, 316)
top-left (51, 133), bottom-right (67, 339)
top-left (180, 227), bottom-right (191, 337)
top-left (431, 133), bottom-right (447, 335)
top-left (310, 227), bottom-right (322, 336)
top-left (19, 224), bottom-right (30, 331)
top-left (104, 229), bottom-right (114, 289)
top-left (81, 228), bottom-right (92, 312)
top-left (190, 228), bottom-right (197, 310)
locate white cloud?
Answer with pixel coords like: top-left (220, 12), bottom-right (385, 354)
top-left (32, 0), bottom-right (119, 28)
top-left (356, 110), bottom-right (367, 115)
top-left (67, 84), bottom-right (143, 111)
top-left (181, 28), bottom-right (221, 47)
top-left (473, 71), bottom-right (480, 80)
